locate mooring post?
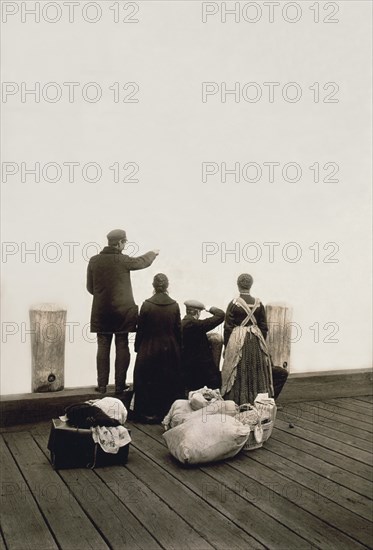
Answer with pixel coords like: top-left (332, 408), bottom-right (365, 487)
top-left (29, 303), bottom-right (67, 392)
top-left (265, 302), bottom-right (293, 370)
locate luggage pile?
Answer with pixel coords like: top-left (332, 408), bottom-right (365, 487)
top-left (48, 397), bottom-right (131, 469)
top-left (162, 388), bottom-right (276, 464)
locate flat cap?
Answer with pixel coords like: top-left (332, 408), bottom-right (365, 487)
top-left (184, 299), bottom-right (205, 310)
top-left (106, 229), bottom-right (127, 241)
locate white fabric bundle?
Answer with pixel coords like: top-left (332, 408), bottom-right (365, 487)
top-left (162, 399), bottom-right (238, 430)
top-left (88, 397), bottom-right (131, 454)
top-left (162, 400), bottom-right (194, 430)
top-left (163, 414), bottom-right (250, 464)
top-left (90, 397), bottom-right (128, 424)
top-left (188, 387), bottom-right (223, 410)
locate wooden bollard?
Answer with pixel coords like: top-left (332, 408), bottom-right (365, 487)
top-left (265, 302), bottom-right (293, 370)
top-left (29, 303), bottom-right (67, 392)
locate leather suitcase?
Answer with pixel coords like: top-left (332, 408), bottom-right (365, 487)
top-left (47, 419), bottom-right (130, 469)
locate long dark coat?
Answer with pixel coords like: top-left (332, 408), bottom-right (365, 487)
top-left (87, 247), bottom-right (156, 333)
top-left (133, 293), bottom-right (184, 420)
top-left (181, 307), bottom-right (225, 391)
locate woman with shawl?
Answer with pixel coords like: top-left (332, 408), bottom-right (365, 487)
top-left (221, 274), bottom-right (274, 405)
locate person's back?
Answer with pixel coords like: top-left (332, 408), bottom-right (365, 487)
top-left (221, 273), bottom-right (274, 404)
top-left (87, 228), bottom-right (159, 394)
top-left (182, 316), bottom-right (213, 363)
top-left (133, 274), bottom-right (183, 422)
top-left (89, 252), bottom-right (134, 300)
top-left (135, 293), bottom-right (181, 352)
top-left (88, 249), bottom-right (147, 333)
top-left (181, 301), bottom-right (224, 391)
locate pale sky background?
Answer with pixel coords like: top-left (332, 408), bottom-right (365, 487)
top-left (1, 1), bottom-right (372, 394)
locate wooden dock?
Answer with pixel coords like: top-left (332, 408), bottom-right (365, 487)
top-left (1, 396), bottom-right (372, 549)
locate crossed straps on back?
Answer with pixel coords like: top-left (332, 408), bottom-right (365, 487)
top-left (233, 296), bottom-right (260, 327)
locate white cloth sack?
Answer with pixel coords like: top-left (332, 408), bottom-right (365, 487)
top-left (162, 399), bottom-right (238, 431)
top-left (87, 397), bottom-right (131, 454)
top-left (163, 414), bottom-right (250, 464)
top-left (162, 400), bottom-right (195, 430)
top-left (188, 387), bottom-right (223, 410)
top-left (89, 397), bottom-right (128, 424)
top-left (187, 400), bottom-right (238, 422)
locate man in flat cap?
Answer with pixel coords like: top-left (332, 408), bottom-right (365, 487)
top-left (181, 300), bottom-right (224, 391)
top-left (87, 229), bottom-right (159, 394)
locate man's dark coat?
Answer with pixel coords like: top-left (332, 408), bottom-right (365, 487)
top-left (87, 247), bottom-right (156, 333)
top-left (181, 307), bottom-right (225, 391)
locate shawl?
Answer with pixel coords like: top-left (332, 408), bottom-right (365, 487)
top-left (88, 397), bottom-right (131, 453)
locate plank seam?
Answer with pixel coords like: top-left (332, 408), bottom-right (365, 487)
top-left (92, 468), bottom-right (169, 550)
top-left (236, 452), bottom-right (372, 547)
top-left (277, 413), bottom-right (372, 454)
top-left (246, 445), bottom-right (373, 520)
top-left (2, 436), bottom-right (62, 550)
top-left (317, 404), bottom-right (373, 429)
top-left (275, 419), bottom-right (373, 465)
top-left (271, 426), bottom-right (373, 482)
top-left (0, 527), bottom-right (8, 550)
top-left (30, 433), bottom-right (111, 550)
top-left (266, 433), bottom-right (373, 500)
top-left (125, 446), bottom-right (237, 550)
top-left (227, 458), bottom-right (370, 549)
top-left (130, 424), bottom-right (306, 549)
top-left (199, 463), bottom-right (318, 549)
top-left (296, 402), bottom-right (373, 432)
top-left (34, 430), bottom-right (166, 550)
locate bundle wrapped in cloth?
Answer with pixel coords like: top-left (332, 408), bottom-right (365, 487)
top-left (162, 389), bottom-right (276, 463)
top-left (89, 397), bottom-right (131, 454)
top-left (163, 414), bottom-right (250, 465)
top-left (162, 387), bottom-right (237, 431)
top-left (162, 387), bottom-right (245, 464)
top-left (188, 386), bottom-right (223, 410)
top-left (162, 400), bottom-right (194, 430)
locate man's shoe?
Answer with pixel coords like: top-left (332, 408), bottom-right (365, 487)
top-left (95, 386), bottom-right (107, 394)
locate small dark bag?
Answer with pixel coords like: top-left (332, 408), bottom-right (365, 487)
top-left (64, 402), bottom-right (120, 428)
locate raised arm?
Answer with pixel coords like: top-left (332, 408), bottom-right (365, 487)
top-left (123, 250), bottom-right (158, 271)
top-left (197, 307), bottom-right (225, 333)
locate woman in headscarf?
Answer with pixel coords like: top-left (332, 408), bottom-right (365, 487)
top-left (133, 273), bottom-right (184, 422)
top-left (221, 274), bottom-right (274, 405)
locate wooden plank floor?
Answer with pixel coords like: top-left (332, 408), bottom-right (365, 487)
top-left (1, 397), bottom-right (372, 550)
